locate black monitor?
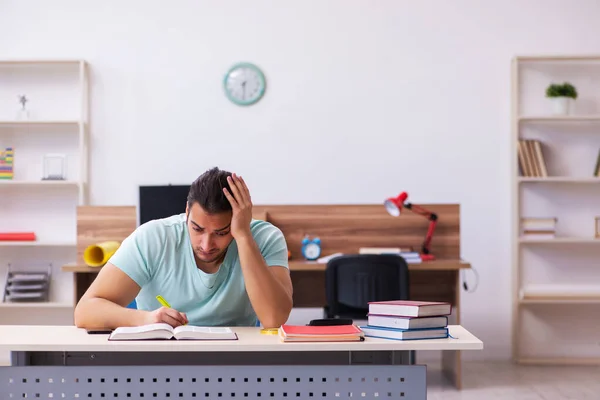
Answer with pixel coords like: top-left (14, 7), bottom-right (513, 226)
top-left (139, 185), bottom-right (190, 225)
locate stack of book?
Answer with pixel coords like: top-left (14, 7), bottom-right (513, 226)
top-left (0, 147), bottom-right (14, 180)
top-left (520, 217), bottom-right (556, 239)
top-left (359, 247), bottom-right (422, 263)
top-left (360, 300), bottom-right (451, 340)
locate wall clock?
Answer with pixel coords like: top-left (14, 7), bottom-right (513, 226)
top-left (223, 62), bottom-right (266, 106)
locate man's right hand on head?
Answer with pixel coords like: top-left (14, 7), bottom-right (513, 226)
top-left (146, 306), bottom-right (188, 327)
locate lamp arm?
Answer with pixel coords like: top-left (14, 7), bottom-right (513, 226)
top-left (404, 203), bottom-right (438, 255)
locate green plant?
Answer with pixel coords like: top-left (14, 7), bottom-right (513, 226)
top-left (546, 82), bottom-right (578, 99)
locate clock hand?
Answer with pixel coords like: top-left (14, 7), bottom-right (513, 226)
top-left (241, 81), bottom-right (247, 100)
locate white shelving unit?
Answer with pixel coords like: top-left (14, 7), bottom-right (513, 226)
top-left (0, 60), bottom-right (89, 333)
top-left (512, 55), bottom-right (600, 365)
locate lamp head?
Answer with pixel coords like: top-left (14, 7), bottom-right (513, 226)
top-left (384, 192), bottom-right (408, 217)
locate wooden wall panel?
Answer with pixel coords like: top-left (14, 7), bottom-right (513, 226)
top-left (252, 204), bottom-right (460, 260)
top-left (76, 206), bottom-right (137, 266)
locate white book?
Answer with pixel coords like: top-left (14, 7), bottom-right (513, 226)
top-left (367, 314), bottom-right (448, 330)
top-left (108, 323), bottom-right (238, 341)
top-left (360, 325), bottom-right (449, 341)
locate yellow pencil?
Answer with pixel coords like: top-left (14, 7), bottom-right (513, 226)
top-left (156, 295), bottom-right (187, 325)
top-left (156, 295), bottom-right (171, 308)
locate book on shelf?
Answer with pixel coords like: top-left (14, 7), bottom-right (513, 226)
top-left (0, 147), bottom-right (14, 179)
top-left (517, 139), bottom-right (547, 177)
top-left (278, 324), bottom-right (364, 342)
top-left (108, 323), bottom-right (238, 341)
top-left (520, 217), bottom-right (556, 238)
top-left (361, 300), bottom-right (450, 341)
top-left (367, 300), bottom-right (452, 317)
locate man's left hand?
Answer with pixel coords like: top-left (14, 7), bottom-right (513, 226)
top-left (223, 173), bottom-right (253, 240)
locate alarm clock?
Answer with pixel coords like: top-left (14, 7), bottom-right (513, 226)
top-left (301, 236), bottom-right (321, 261)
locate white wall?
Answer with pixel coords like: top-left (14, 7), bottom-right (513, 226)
top-left (1, 0), bottom-right (600, 360)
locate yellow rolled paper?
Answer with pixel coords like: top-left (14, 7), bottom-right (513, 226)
top-left (83, 241), bottom-right (121, 267)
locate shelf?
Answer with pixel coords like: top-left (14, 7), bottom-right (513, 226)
top-left (0, 120), bottom-right (81, 128)
top-left (0, 241), bottom-right (75, 247)
top-left (62, 259), bottom-right (472, 273)
top-left (520, 285), bottom-right (600, 304)
top-left (61, 263), bottom-right (102, 273)
top-left (512, 54), bottom-right (600, 364)
top-left (0, 60), bottom-right (85, 65)
top-left (0, 302), bottom-right (73, 309)
top-left (518, 177), bottom-right (600, 183)
top-left (519, 237), bottom-right (600, 244)
top-left (0, 180), bottom-right (81, 187)
top-left (519, 115), bottom-right (600, 122)
top-left (520, 297), bottom-right (600, 304)
top-left (515, 55), bottom-right (600, 62)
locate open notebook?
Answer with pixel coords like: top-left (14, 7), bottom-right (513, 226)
top-left (108, 323), bottom-right (238, 341)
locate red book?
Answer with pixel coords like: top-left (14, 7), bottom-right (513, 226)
top-left (368, 300), bottom-right (451, 317)
top-left (0, 232), bottom-right (36, 241)
top-left (279, 324), bottom-right (364, 342)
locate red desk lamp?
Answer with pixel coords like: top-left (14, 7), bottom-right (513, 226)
top-left (384, 192), bottom-right (438, 261)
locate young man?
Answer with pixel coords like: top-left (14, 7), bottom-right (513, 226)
top-left (74, 167), bottom-right (293, 330)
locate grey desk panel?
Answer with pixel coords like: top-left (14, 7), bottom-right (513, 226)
top-left (11, 350), bottom-right (415, 366)
top-left (1, 364), bottom-right (426, 399)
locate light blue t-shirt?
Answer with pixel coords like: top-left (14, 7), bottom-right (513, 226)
top-left (108, 213), bottom-right (289, 326)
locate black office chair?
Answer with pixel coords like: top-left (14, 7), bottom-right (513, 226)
top-left (324, 254), bottom-right (410, 320)
top-left (323, 254), bottom-right (414, 364)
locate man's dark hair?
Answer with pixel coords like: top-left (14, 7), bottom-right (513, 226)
top-left (187, 167), bottom-right (233, 214)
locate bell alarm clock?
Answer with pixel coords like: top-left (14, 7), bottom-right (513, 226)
top-left (301, 236), bottom-right (321, 261)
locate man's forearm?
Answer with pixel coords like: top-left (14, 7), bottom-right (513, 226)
top-left (236, 236), bottom-right (293, 328)
top-left (74, 298), bottom-right (148, 330)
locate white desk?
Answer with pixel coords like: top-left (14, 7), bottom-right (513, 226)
top-left (0, 325), bottom-right (482, 399)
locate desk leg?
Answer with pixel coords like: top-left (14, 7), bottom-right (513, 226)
top-left (441, 270), bottom-right (462, 390)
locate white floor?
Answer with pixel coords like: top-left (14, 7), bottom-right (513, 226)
top-left (429, 361), bottom-right (600, 399)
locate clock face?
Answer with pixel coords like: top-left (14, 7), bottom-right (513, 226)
top-left (224, 62), bottom-right (266, 106)
top-left (303, 243), bottom-right (321, 260)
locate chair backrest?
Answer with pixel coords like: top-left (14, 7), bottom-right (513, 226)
top-left (325, 254), bottom-right (409, 319)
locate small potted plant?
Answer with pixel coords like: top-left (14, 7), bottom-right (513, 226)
top-left (546, 82), bottom-right (577, 115)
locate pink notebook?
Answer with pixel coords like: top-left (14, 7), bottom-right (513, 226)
top-left (279, 324), bottom-right (364, 342)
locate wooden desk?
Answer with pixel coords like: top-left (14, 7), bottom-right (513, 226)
top-left (0, 325), bottom-right (483, 399)
top-left (62, 203), bottom-right (471, 389)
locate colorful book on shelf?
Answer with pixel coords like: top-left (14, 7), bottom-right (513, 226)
top-left (0, 147), bottom-right (13, 179)
top-left (368, 300), bottom-right (451, 317)
top-left (360, 325), bottom-right (449, 341)
top-left (278, 324), bottom-right (364, 342)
